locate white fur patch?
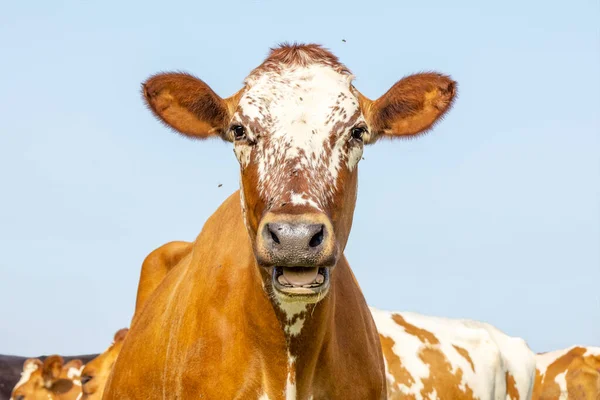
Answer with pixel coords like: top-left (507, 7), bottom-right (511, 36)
top-left (68, 365), bottom-right (84, 386)
top-left (233, 63), bottom-right (364, 213)
top-left (276, 300), bottom-right (307, 337)
top-left (553, 370), bottom-right (568, 400)
top-left (14, 361), bottom-right (39, 390)
top-left (370, 307), bottom-right (535, 400)
top-left (285, 353), bottom-right (297, 400)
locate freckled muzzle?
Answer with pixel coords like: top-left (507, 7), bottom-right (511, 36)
top-left (255, 212), bottom-right (337, 299)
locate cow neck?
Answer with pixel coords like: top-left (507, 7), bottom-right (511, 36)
top-left (224, 190), bottom-right (340, 393)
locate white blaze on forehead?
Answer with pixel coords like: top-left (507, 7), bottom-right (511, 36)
top-left (234, 64), bottom-right (363, 209)
top-left (14, 361), bottom-right (39, 390)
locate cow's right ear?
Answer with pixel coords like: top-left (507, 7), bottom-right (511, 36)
top-left (142, 72), bottom-right (243, 141)
top-left (42, 355), bottom-right (64, 388)
top-left (113, 328), bottom-right (129, 343)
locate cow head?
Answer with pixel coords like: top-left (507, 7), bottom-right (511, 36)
top-left (11, 356), bottom-right (83, 400)
top-left (142, 43), bottom-right (455, 304)
top-left (80, 328), bottom-right (128, 400)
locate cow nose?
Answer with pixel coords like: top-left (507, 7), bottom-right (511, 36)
top-left (266, 222), bottom-right (325, 250)
top-left (257, 213), bottom-right (337, 266)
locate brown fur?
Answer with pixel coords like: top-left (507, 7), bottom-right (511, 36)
top-left (132, 240), bottom-right (193, 326)
top-left (379, 334), bottom-right (416, 399)
top-left (249, 42), bottom-right (352, 78)
top-left (418, 347), bottom-right (475, 399)
top-left (105, 43), bottom-right (456, 399)
top-left (453, 344), bottom-right (476, 372)
top-left (533, 347), bottom-right (600, 400)
top-left (104, 192), bottom-right (386, 399)
top-left (142, 73), bottom-right (241, 140)
top-left (357, 72), bottom-right (456, 141)
top-left (506, 372), bottom-right (520, 400)
top-left (392, 313), bottom-right (439, 345)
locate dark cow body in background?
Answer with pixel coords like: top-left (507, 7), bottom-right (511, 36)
top-left (0, 354), bottom-right (97, 400)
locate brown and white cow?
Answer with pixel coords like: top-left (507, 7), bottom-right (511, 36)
top-left (10, 356), bottom-right (83, 400)
top-left (78, 329), bottom-right (128, 400)
top-left (532, 346), bottom-right (600, 399)
top-left (103, 43), bottom-right (456, 399)
top-left (371, 308), bottom-right (537, 400)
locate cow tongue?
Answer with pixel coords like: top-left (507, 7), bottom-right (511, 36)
top-left (281, 267), bottom-right (319, 286)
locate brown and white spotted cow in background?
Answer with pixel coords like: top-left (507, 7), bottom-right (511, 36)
top-left (103, 43), bottom-right (457, 399)
top-left (10, 356), bottom-right (83, 400)
top-left (371, 308), bottom-right (537, 400)
top-left (532, 346), bottom-right (600, 400)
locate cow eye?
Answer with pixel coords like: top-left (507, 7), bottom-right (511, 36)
top-left (81, 375), bottom-right (93, 385)
top-left (230, 125), bottom-right (246, 141)
top-left (351, 126), bottom-right (366, 141)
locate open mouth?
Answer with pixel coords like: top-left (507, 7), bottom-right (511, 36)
top-left (272, 266), bottom-right (330, 297)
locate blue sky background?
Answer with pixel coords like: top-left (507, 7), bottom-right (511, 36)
top-left (0, 0), bottom-right (598, 356)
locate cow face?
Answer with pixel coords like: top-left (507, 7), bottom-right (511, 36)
top-left (142, 43), bottom-right (455, 304)
top-left (80, 328), bottom-right (128, 400)
top-left (11, 356), bottom-right (82, 400)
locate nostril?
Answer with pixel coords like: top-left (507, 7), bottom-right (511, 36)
top-left (268, 225), bottom-right (281, 245)
top-left (309, 226), bottom-right (324, 248)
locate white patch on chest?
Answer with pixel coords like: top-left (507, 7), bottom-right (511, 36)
top-left (285, 353), bottom-right (297, 400)
top-left (14, 361), bottom-right (39, 390)
top-left (276, 300), bottom-right (307, 337)
top-left (234, 64), bottom-right (363, 209)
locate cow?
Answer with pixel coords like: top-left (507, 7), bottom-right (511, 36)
top-left (371, 308), bottom-right (536, 400)
top-left (10, 356), bottom-right (84, 400)
top-left (78, 329), bottom-right (128, 400)
top-left (103, 42), bottom-right (457, 399)
top-left (0, 355), bottom-right (96, 400)
top-left (532, 346), bottom-right (600, 399)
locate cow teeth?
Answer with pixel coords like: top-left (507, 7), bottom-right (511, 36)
top-left (316, 274), bottom-right (324, 284)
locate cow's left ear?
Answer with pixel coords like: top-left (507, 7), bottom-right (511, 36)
top-left (42, 355), bottom-right (64, 388)
top-left (357, 72), bottom-right (456, 143)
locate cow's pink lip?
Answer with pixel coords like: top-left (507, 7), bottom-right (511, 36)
top-left (272, 266), bottom-right (330, 297)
